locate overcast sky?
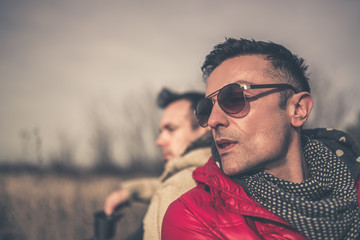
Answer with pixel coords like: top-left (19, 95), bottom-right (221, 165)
top-left (1, 0), bottom-right (359, 166)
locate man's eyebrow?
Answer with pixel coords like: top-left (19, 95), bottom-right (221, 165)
top-left (206, 80), bottom-right (254, 98)
top-left (234, 80), bottom-right (253, 85)
top-left (163, 124), bottom-right (177, 130)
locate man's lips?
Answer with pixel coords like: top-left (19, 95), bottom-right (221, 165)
top-left (161, 152), bottom-right (171, 161)
top-left (215, 139), bottom-right (237, 154)
top-left (162, 154), bottom-right (169, 160)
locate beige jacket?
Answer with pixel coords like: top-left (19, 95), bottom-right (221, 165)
top-left (121, 147), bottom-right (211, 239)
top-left (143, 147), bottom-right (211, 240)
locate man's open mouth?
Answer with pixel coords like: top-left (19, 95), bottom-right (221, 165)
top-left (216, 139), bottom-right (237, 149)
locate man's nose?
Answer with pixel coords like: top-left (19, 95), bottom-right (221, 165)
top-left (207, 102), bottom-right (229, 129)
top-left (156, 133), bottom-right (166, 147)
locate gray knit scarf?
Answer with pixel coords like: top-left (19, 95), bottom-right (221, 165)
top-left (240, 137), bottom-right (360, 239)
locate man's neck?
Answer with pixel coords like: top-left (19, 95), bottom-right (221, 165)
top-left (265, 135), bottom-right (309, 183)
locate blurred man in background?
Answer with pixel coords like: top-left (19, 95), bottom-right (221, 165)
top-left (104, 88), bottom-right (211, 239)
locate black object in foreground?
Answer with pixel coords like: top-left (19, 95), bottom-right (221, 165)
top-left (92, 210), bottom-right (120, 240)
top-left (90, 201), bottom-right (130, 240)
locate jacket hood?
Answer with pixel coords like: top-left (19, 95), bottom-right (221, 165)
top-left (161, 147), bottom-right (211, 182)
top-left (303, 128), bottom-right (360, 180)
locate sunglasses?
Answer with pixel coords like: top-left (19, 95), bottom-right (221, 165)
top-left (195, 82), bottom-right (299, 127)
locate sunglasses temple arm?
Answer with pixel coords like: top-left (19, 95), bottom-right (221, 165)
top-left (248, 84), bottom-right (298, 93)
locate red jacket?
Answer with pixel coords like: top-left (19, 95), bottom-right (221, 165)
top-left (162, 129), bottom-right (360, 239)
top-left (162, 158), bottom-right (310, 240)
top-left (162, 160), bottom-right (360, 240)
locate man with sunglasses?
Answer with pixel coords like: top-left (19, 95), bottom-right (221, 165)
top-left (104, 88), bottom-right (211, 240)
top-left (162, 38), bottom-right (360, 239)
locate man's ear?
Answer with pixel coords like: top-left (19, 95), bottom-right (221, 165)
top-left (288, 92), bottom-right (313, 127)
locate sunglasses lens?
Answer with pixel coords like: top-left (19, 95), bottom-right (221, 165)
top-left (196, 84), bottom-right (247, 127)
top-left (218, 84), bottom-right (245, 114)
top-left (196, 98), bottom-right (213, 127)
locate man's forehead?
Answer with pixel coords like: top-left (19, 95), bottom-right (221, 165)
top-left (206, 56), bottom-right (271, 95)
top-left (160, 99), bottom-right (191, 125)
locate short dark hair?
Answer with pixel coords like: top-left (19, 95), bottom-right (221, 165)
top-left (202, 38), bottom-right (310, 108)
top-left (157, 88), bottom-right (204, 129)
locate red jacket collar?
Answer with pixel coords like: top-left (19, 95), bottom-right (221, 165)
top-left (193, 157), bottom-right (293, 227)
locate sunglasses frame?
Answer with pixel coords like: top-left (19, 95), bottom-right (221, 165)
top-left (196, 82), bottom-right (299, 127)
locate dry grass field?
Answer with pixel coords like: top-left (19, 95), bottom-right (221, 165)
top-left (0, 170), bottom-right (150, 240)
